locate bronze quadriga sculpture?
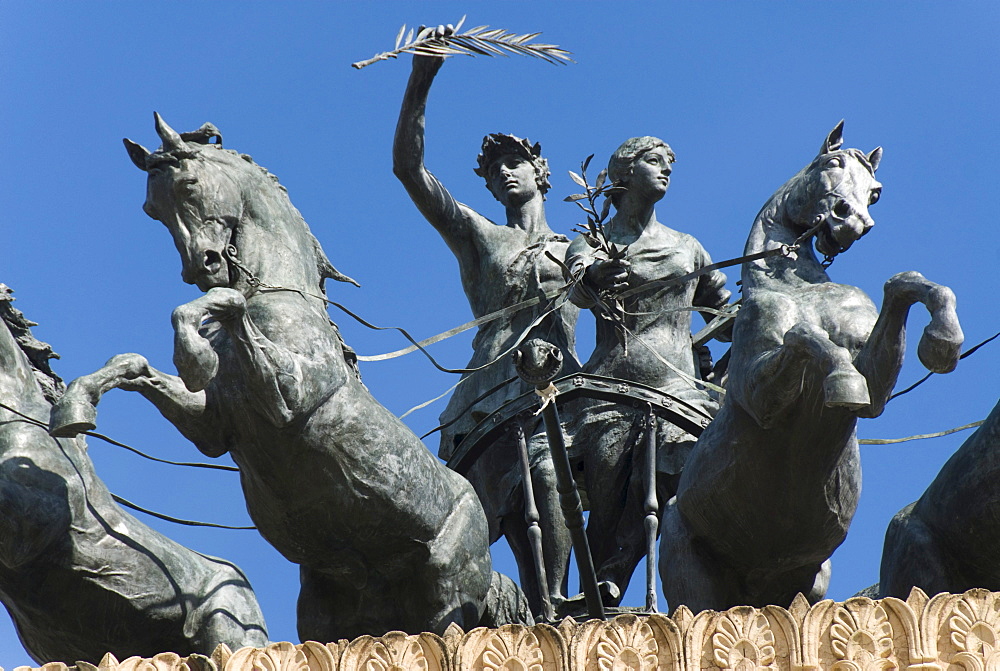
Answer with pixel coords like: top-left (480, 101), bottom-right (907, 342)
top-left (2, 13), bottom-right (994, 668)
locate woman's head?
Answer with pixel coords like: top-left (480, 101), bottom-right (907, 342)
top-left (475, 134), bottom-right (551, 202)
top-left (608, 136), bottom-right (676, 206)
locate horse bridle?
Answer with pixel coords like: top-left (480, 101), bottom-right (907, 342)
top-left (222, 235), bottom-right (268, 289)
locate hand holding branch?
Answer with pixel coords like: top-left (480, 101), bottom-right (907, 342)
top-left (352, 17), bottom-right (572, 70)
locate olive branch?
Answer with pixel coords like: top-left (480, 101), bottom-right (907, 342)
top-left (351, 16), bottom-right (573, 70)
top-left (564, 156), bottom-right (630, 353)
top-left (564, 155), bottom-right (625, 257)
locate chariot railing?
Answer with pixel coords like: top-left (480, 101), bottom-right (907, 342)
top-left (446, 366), bottom-right (714, 622)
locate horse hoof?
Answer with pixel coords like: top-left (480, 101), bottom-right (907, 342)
top-left (918, 329), bottom-right (963, 374)
top-left (822, 369), bottom-right (871, 410)
top-left (49, 400), bottom-right (97, 437)
top-left (599, 580), bottom-right (622, 606)
top-left (918, 286), bottom-right (963, 373)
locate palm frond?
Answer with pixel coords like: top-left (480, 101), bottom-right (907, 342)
top-left (352, 18), bottom-right (574, 70)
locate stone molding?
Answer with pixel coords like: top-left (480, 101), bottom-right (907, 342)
top-left (16, 588), bottom-right (1000, 671)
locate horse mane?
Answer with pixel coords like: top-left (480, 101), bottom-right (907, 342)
top-left (154, 142), bottom-right (359, 293)
top-left (753, 163), bottom-right (814, 241)
top-left (150, 138), bottom-right (363, 378)
top-left (0, 284), bottom-right (65, 404)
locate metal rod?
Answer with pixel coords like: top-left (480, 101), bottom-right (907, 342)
top-left (643, 403), bottom-right (659, 612)
top-left (539, 398), bottom-right (605, 620)
top-left (514, 421), bottom-right (555, 621)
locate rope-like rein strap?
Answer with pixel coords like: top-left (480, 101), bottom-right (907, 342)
top-left (859, 420), bottom-right (985, 445)
top-left (262, 284), bottom-right (571, 376)
top-left (111, 494), bottom-right (256, 530)
top-left (356, 287), bottom-right (566, 362)
top-left (0, 400), bottom-right (251, 529)
top-left (0, 401), bottom-right (239, 471)
top-left (889, 330), bottom-right (1000, 401)
top-left (328, 222), bottom-right (824, 363)
top-left (617, 218), bottom-right (826, 301)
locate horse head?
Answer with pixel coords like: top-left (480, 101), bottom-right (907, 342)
top-left (796, 121), bottom-right (883, 258)
top-left (124, 113), bottom-right (356, 295)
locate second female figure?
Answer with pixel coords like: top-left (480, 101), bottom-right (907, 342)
top-left (566, 137), bottom-right (732, 602)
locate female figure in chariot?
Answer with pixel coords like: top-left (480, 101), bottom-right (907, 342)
top-left (566, 136), bottom-right (732, 603)
top-left (394, 51), bottom-right (580, 617)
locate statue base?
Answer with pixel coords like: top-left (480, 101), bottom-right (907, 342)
top-left (15, 588), bottom-right (1000, 670)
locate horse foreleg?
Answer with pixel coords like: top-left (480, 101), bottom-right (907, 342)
top-left (878, 502), bottom-right (953, 598)
top-left (175, 288), bottom-right (345, 427)
top-left (186, 558), bottom-right (269, 653)
top-left (50, 354), bottom-right (225, 457)
top-left (808, 559), bottom-right (832, 602)
top-left (50, 353), bottom-right (158, 436)
top-left (737, 321), bottom-right (869, 428)
top-left (855, 271), bottom-right (963, 418)
top-left (0, 457), bottom-right (72, 568)
top-left (171, 295), bottom-right (223, 393)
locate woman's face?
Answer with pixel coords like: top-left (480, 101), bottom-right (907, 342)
top-left (486, 154), bottom-right (539, 206)
top-left (627, 146), bottom-right (673, 203)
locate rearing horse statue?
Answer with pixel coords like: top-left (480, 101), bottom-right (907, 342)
top-left (51, 114), bottom-right (524, 641)
top-left (0, 284), bottom-right (267, 663)
top-left (659, 122), bottom-right (964, 612)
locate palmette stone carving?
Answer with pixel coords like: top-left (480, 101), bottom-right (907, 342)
top-left (454, 624), bottom-right (564, 671)
top-left (341, 631), bottom-right (446, 671)
top-left (15, 652), bottom-right (216, 671)
top-left (828, 603), bottom-right (893, 670)
top-left (223, 641), bottom-right (338, 671)
top-left (569, 613), bottom-right (681, 671)
top-left (20, 589), bottom-right (1000, 671)
top-left (689, 606), bottom-right (785, 671)
top-left (802, 596), bottom-right (917, 670)
top-left (924, 589), bottom-right (1000, 669)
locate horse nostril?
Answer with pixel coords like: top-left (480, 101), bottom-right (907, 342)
top-left (204, 249), bottom-right (222, 270)
top-left (833, 200), bottom-right (851, 219)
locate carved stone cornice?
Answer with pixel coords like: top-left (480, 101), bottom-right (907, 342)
top-left (17, 589), bottom-right (1000, 671)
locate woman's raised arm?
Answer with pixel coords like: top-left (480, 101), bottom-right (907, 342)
top-left (393, 54), bottom-right (485, 256)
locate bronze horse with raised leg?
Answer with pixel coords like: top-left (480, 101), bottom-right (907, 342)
top-left (659, 122), bottom-right (964, 612)
top-left (0, 284), bottom-right (267, 664)
top-left (880, 397), bottom-right (1000, 598)
top-left (51, 115), bottom-right (525, 642)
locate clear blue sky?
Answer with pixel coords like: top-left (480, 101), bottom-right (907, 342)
top-left (2, 2), bottom-right (998, 666)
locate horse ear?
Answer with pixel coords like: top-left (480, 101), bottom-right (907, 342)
top-left (822, 120), bottom-right (845, 154)
top-left (123, 138), bottom-right (150, 171)
top-left (153, 111), bottom-right (184, 151)
top-left (868, 146), bottom-right (883, 172)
